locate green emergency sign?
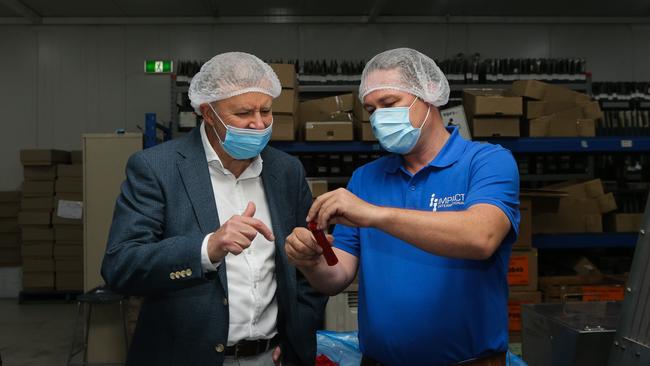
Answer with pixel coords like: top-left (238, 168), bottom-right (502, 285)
top-left (144, 60), bottom-right (173, 74)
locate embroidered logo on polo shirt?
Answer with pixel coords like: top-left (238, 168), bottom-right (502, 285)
top-left (429, 193), bottom-right (465, 212)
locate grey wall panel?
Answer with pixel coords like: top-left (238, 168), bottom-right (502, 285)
top-left (467, 24), bottom-right (550, 58)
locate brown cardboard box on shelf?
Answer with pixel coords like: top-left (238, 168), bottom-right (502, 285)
top-left (18, 211), bottom-right (51, 226)
top-left (52, 194), bottom-right (83, 225)
top-left (0, 233), bottom-right (20, 246)
top-left (273, 89), bottom-right (297, 115)
top-left (22, 258), bottom-right (55, 272)
top-left (22, 181), bottom-right (55, 197)
top-left (57, 164), bottom-right (82, 178)
top-left (305, 121), bottom-right (354, 141)
top-left (269, 63), bottom-right (297, 89)
top-left (20, 149), bottom-right (70, 166)
top-left (545, 179), bottom-right (605, 199)
top-left (508, 249), bottom-right (538, 291)
top-left (23, 166), bottom-right (57, 181)
top-left (508, 291), bottom-right (542, 332)
top-left (22, 227), bottom-right (54, 241)
top-left (541, 278), bottom-right (625, 303)
top-left (463, 89), bottom-right (523, 117)
top-left (513, 198), bottom-right (532, 249)
top-left (581, 101), bottom-right (604, 120)
top-left (0, 203), bottom-right (19, 218)
top-left (511, 80), bottom-right (546, 100)
top-left (471, 118), bottom-right (520, 137)
top-left (353, 94), bottom-right (371, 122)
top-left (307, 180), bottom-right (328, 198)
top-left (56, 259), bottom-right (83, 273)
top-left (21, 242), bottom-right (54, 257)
top-left (55, 178), bottom-right (83, 194)
top-left (533, 213), bottom-right (602, 233)
top-left (511, 80), bottom-right (591, 103)
top-left (271, 115), bottom-right (296, 141)
top-left (0, 219), bottom-right (20, 233)
top-left (21, 196), bottom-right (55, 211)
top-left (529, 115), bottom-right (595, 137)
top-left (54, 227), bottom-right (83, 242)
top-left (300, 94), bottom-right (355, 122)
top-left (56, 272), bottom-right (83, 291)
top-left (554, 193), bottom-right (617, 216)
top-left (70, 150), bottom-right (82, 164)
top-left (360, 122), bottom-right (377, 141)
top-left (541, 101), bottom-right (578, 115)
top-left (525, 101), bottom-right (547, 119)
top-left (0, 247), bottom-right (21, 265)
top-left (605, 213), bottom-right (643, 232)
top-left (23, 271), bottom-right (54, 290)
top-left (54, 243), bottom-right (83, 258)
top-left (0, 191), bottom-right (21, 202)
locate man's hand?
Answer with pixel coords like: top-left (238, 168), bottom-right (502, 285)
top-left (272, 345), bottom-right (281, 366)
top-left (285, 227), bottom-right (335, 269)
top-left (207, 201), bottom-right (275, 262)
top-left (306, 188), bottom-right (380, 230)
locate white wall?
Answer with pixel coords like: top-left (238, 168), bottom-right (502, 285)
top-left (1, 22), bottom-right (650, 190)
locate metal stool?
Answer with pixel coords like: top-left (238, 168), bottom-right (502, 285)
top-left (67, 286), bottom-right (129, 366)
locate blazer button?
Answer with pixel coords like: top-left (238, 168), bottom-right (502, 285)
top-left (169, 272), bottom-right (176, 280)
top-left (186, 268), bottom-right (193, 276)
top-left (215, 344), bottom-right (225, 353)
top-left (223, 297), bottom-right (228, 306)
top-left (175, 271), bottom-right (181, 278)
top-left (180, 269), bottom-right (187, 278)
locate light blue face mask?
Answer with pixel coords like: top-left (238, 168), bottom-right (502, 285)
top-left (369, 97), bottom-right (430, 154)
top-left (208, 104), bottom-right (273, 160)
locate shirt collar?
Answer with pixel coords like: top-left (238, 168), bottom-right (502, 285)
top-left (199, 121), bottom-right (263, 179)
top-left (384, 126), bottom-right (467, 174)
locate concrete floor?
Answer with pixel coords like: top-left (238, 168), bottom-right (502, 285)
top-left (0, 299), bottom-right (76, 366)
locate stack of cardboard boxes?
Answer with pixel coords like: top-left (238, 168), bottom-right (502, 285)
top-left (463, 89), bottom-right (523, 138)
top-left (534, 179), bottom-right (617, 234)
top-left (19, 149), bottom-right (70, 291)
top-left (352, 94), bottom-right (376, 141)
top-left (0, 191), bottom-right (21, 266)
top-left (300, 94), bottom-right (355, 141)
top-left (270, 64), bottom-right (299, 141)
top-left (53, 150), bottom-right (84, 291)
top-left (510, 80), bottom-right (604, 137)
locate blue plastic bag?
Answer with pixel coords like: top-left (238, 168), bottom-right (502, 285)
top-left (316, 330), bottom-right (362, 366)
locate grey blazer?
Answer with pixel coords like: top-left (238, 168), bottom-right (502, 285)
top-left (101, 127), bottom-right (327, 366)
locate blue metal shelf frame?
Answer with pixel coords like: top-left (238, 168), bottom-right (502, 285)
top-left (532, 233), bottom-right (638, 249)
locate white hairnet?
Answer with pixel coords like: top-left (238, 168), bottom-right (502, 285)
top-left (189, 52), bottom-right (281, 115)
top-left (359, 48), bottom-right (450, 107)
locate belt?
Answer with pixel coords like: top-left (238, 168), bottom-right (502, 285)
top-left (225, 335), bottom-right (280, 358)
top-left (361, 352), bottom-right (506, 366)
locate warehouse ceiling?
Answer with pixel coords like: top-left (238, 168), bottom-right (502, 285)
top-left (0, 0), bottom-right (650, 23)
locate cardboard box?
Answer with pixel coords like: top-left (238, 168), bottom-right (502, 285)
top-left (545, 179), bottom-right (605, 199)
top-left (0, 203), bottom-right (19, 218)
top-left (21, 196), bottom-right (55, 211)
top-left (54, 244), bottom-right (83, 258)
top-left (511, 80), bottom-right (546, 100)
top-left (463, 89), bottom-right (523, 117)
top-left (0, 191), bottom-right (21, 202)
top-left (307, 180), bottom-right (328, 198)
top-left (526, 101), bottom-right (547, 119)
top-left (554, 193), bottom-right (617, 216)
top-left (605, 213), bottom-right (643, 233)
top-left (56, 259), bottom-right (83, 272)
top-left (353, 94), bottom-right (371, 122)
top-left (0, 219), bottom-right (20, 233)
top-left (542, 283), bottom-right (625, 303)
top-left (53, 196), bottom-right (84, 225)
top-left (360, 122), bottom-right (377, 141)
top-left (21, 242), bottom-right (53, 258)
top-left (529, 115), bottom-right (595, 137)
top-left (22, 181), bottom-right (55, 197)
top-left (0, 247), bottom-right (21, 265)
top-left (70, 150), bottom-right (82, 164)
top-left (57, 164), bottom-right (82, 178)
top-left (271, 115), bottom-right (296, 141)
top-left (508, 291), bottom-right (542, 332)
top-left (305, 122), bottom-right (354, 141)
top-left (55, 178), bottom-right (83, 194)
top-left (269, 63), bottom-right (297, 89)
top-left (513, 198), bottom-right (532, 249)
top-left (508, 249), bottom-right (538, 291)
top-left (20, 149), bottom-right (70, 166)
top-left (22, 258), bottom-right (55, 272)
top-left (300, 94), bottom-right (355, 122)
top-left (581, 101), bottom-right (604, 120)
top-left (511, 80), bottom-right (591, 103)
top-left (23, 166), bottom-right (57, 181)
top-left (273, 89), bottom-right (297, 115)
top-left (23, 271), bottom-right (54, 289)
top-left (22, 227), bottom-right (54, 241)
top-left (56, 272), bottom-right (83, 291)
top-left (18, 212), bottom-right (51, 226)
top-left (533, 213), bottom-right (602, 234)
top-left (471, 117), bottom-right (520, 137)
top-left (0, 233), bottom-right (20, 246)
top-left (54, 227), bottom-right (83, 242)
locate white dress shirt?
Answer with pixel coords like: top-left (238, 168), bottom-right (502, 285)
top-left (199, 123), bottom-right (278, 346)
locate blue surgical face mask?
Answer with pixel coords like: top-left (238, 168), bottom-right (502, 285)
top-left (208, 104), bottom-right (272, 160)
top-left (369, 97), bottom-right (431, 154)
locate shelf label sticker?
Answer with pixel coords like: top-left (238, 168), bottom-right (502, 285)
top-left (621, 140), bottom-right (633, 148)
top-left (580, 140), bottom-right (589, 149)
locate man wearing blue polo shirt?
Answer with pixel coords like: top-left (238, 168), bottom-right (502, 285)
top-left (285, 48), bottom-right (519, 366)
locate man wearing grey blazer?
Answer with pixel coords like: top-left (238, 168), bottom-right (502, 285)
top-left (101, 52), bottom-right (327, 366)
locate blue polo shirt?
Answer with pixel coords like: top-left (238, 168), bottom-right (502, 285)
top-left (333, 127), bottom-right (520, 366)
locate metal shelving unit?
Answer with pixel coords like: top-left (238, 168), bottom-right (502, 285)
top-left (532, 233), bottom-right (638, 249)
